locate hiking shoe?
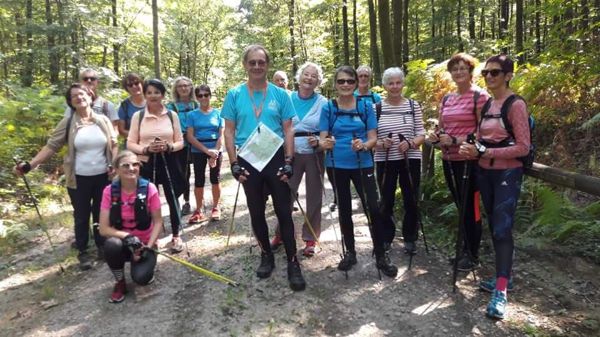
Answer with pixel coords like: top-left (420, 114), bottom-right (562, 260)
top-left (302, 241), bottom-right (316, 257)
top-left (109, 279), bottom-right (127, 303)
top-left (256, 253), bottom-right (275, 278)
top-left (287, 259), bottom-right (306, 291)
top-left (337, 251), bottom-right (357, 271)
top-left (171, 237), bottom-right (184, 253)
top-left (78, 251), bottom-right (93, 271)
top-left (181, 202), bottom-right (192, 215)
top-left (404, 241), bottom-right (417, 255)
top-left (270, 234), bottom-right (283, 252)
top-left (210, 207), bottom-right (221, 221)
top-left (486, 290), bottom-right (508, 319)
top-left (188, 210), bottom-right (206, 224)
top-left (376, 252), bottom-right (398, 278)
top-left (479, 277), bottom-right (515, 293)
top-left (329, 203), bottom-right (337, 212)
top-left (457, 255), bottom-right (481, 272)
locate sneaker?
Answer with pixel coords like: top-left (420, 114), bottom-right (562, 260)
top-left (210, 207), bottom-right (221, 221)
top-left (404, 241), bottom-right (417, 255)
top-left (109, 279), bottom-right (127, 303)
top-left (181, 202), bottom-right (192, 215)
top-left (376, 252), bottom-right (398, 278)
top-left (287, 259), bottom-right (306, 291)
top-left (171, 237), bottom-right (184, 253)
top-left (303, 241), bottom-right (316, 257)
top-left (256, 253), bottom-right (275, 278)
top-left (479, 277), bottom-right (515, 293)
top-left (337, 251), bottom-right (357, 271)
top-left (457, 254), bottom-right (481, 272)
top-left (78, 251), bottom-right (93, 271)
top-left (270, 234), bottom-right (283, 252)
top-left (188, 210), bottom-right (206, 224)
top-left (486, 290), bottom-right (508, 319)
top-left (329, 203), bottom-right (337, 212)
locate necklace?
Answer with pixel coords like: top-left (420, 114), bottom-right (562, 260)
top-left (246, 83), bottom-right (268, 119)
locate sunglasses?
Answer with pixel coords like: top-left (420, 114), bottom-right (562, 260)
top-left (82, 76), bottom-right (98, 82)
top-left (127, 81), bottom-right (140, 88)
top-left (336, 79), bottom-right (356, 85)
top-left (481, 69), bottom-right (504, 77)
top-left (196, 93), bottom-right (210, 98)
top-left (248, 60), bottom-right (267, 67)
top-left (119, 162), bottom-right (141, 169)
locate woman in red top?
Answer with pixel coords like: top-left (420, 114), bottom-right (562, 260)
top-left (460, 54), bottom-right (530, 319)
top-left (429, 53), bottom-right (489, 271)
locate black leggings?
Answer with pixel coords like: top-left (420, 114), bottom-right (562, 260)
top-left (443, 160), bottom-right (482, 258)
top-left (376, 158), bottom-right (421, 243)
top-left (327, 166), bottom-right (386, 256)
top-left (177, 146), bottom-right (192, 202)
top-left (238, 148), bottom-right (297, 261)
top-left (104, 237), bottom-right (157, 285)
top-left (192, 152), bottom-right (222, 186)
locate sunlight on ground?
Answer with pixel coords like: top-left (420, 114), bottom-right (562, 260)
top-left (411, 293), bottom-right (453, 315)
top-left (24, 325), bottom-right (82, 337)
top-left (0, 266), bottom-right (58, 293)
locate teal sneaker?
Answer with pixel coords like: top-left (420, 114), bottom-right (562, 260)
top-left (479, 277), bottom-right (514, 293)
top-left (486, 290), bottom-right (507, 319)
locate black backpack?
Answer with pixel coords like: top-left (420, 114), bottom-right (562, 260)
top-left (375, 99), bottom-right (416, 122)
top-left (479, 94), bottom-right (535, 168)
top-left (109, 178), bottom-right (152, 231)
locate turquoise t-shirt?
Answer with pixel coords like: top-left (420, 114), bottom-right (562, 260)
top-left (221, 82), bottom-right (296, 147)
top-left (291, 92), bottom-right (318, 121)
top-left (319, 99), bottom-right (377, 169)
top-left (354, 90), bottom-right (382, 105)
top-left (166, 101), bottom-right (199, 136)
top-left (186, 108), bottom-right (223, 153)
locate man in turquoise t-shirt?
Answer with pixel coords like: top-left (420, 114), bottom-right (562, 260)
top-left (222, 44), bottom-right (306, 292)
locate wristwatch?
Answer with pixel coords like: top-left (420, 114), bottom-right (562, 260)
top-left (475, 142), bottom-right (487, 158)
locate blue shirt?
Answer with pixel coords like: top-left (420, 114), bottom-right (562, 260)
top-left (291, 92), bottom-right (327, 154)
top-left (319, 99), bottom-right (377, 169)
top-left (354, 90), bottom-right (382, 105)
top-left (186, 108), bottom-right (223, 153)
top-left (118, 98), bottom-right (145, 130)
top-left (166, 101), bottom-right (199, 136)
top-left (222, 82), bottom-right (296, 147)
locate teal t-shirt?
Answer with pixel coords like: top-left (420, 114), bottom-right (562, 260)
top-left (166, 101), bottom-right (199, 135)
top-left (319, 99), bottom-right (377, 169)
top-left (221, 82), bottom-right (296, 146)
top-left (354, 90), bottom-right (382, 105)
top-left (291, 92), bottom-right (318, 121)
top-left (186, 108), bottom-right (223, 153)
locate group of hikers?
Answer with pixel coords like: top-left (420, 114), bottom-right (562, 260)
top-left (13, 44), bottom-right (531, 320)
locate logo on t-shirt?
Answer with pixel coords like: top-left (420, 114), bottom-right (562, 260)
top-left (268, 100), bottom-right (279, 111)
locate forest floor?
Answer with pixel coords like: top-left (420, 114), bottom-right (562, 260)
top-left (1, 154), bottom-right (599, 337)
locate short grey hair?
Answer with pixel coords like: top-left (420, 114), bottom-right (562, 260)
top-left (382, 67), bottom-right (405, 86)
top-left (356, 65), bottom-right (372, 75)
top-left (79, 68), bottom-right (98, 80)
top-left (171, 76), bottom-right (196, 103)
top-left (273, 71), bottom-right (288, 81)
top-left (294, 62), bottom-right (324, 86)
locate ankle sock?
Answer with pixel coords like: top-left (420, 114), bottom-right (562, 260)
top-left (112, 268), bottom-right (124, 282)
top-left (495, 276), bottom-right (509, 292)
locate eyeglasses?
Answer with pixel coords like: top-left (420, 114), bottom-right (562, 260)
top-left (450, 67), bottom-right (470, 73)
top-left (82, 76), bottom-right (98, 82)
top-left (177, 84), bottom-right (191, 88)
top-left (481, 69), bottom-right (504, 77)
top-left (248, 60), bottom-right (267, 67)
top-left (196, 93), bottom-right (210, 98)
top-left (336, 79), bottom-right (356, 85)
top-left (127, 81), bottom-right (140, 88)
top-left (119, 162), bottom-right (141, 169)
top-left (358, 74), bottom-right (370, 78)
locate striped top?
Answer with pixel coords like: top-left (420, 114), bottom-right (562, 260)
top-left (374, 99), bottom-right (426, 161)
top-left (440, 86), bottom-right (490, 161)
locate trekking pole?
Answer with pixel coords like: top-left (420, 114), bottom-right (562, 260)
top-left (13, 157), bottom-right (65, 273)
top-left (326, 134), bottom-right (348, 280)
top-left (159, 151), bottom-right (191, 257)
top-left (284, 180), bottom-right (321, 250)
top-left (353, 133), bottom-right (381, 280)
top-left (452, 133), bottom-right (478, 293)
top-left (154, 249), bottom-right (238, 287)
top-left (379, 132), bottom-right (393, 196)
top-left (225, 180), bottom-right (241, 247)
top-left (152, 153), bottom-right (166, 233)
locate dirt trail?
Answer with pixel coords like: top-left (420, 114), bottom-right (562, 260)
top-left (1, 154), bottom-right (599, 337)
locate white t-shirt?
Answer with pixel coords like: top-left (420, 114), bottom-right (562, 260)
top-left (74, 124), bottom-right (109, 176)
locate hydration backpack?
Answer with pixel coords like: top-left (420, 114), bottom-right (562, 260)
top-left (109, 178), bottom-right (152, 231)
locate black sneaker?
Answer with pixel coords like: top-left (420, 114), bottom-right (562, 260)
top-left (457, 255), bottom-right (481, 272)
top-left (404, 241), bottom-right (417, 255)
top-left (287, 259), bottom-right (306, 291)
top-left (78, 251), bottom-right (93, 271)
top-left (181, 202), bottom-right (192, 215)
top-left (376, 252), bottom-right (398, 278)
top-left (337, 251), bottom-right (357, 271)
top-left (256, 253), bottom-right (275, 278)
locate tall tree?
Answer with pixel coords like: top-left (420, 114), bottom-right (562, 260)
top-left (112, 0), bottom-right (119, 75)
top-left (352, 0), bottom-right (359, 68)
top-left (500, 0), bottom-right (509, 53)
top-left (456, 0), bottom-right (464, 52)
top-left (378, 0), bottom-right (394, 69)
top-left (152, 0), bottom-right (160, 78)
top-left (392, 0), bottom-right (403, 67)
top-left (515, 0), bottom-right (524, 63)
top-left (45, 0), bottom-right (59, 84)
top-left (402, 0), bottom-right (409, 66)
top-left (288, 0), bottom-right (297, 77)
top-left (342, 0), bottom-right (350, 65)
top-left (367, 0), bottom-right (381, 84)
top-left (468, 0), bottom-right (476, 40)
top-left (22, 0), bottom-right (33, 87)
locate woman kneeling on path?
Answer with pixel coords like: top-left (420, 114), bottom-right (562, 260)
top-left (99, 150), bottom-right (163, 303)
top-left (459, 54), bottom-right (530, 319)
top-left (319, 66), bottom-right (397, 278)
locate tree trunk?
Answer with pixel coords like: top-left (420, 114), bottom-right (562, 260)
top-left (152, 0), bottom-right (160, 79)
top-left (71, 21), bottom-right (79, 80)
top-left (468, 0), bottom-right (475, 40)
top-left (456, 0), bottom-right (464, 51)
top-left (352, 0), bottom-right (359, 68)
top-left (342, 0), bottom-right (350, 65)
top-left (289, 0), bottom-right (298, 78)
top-left (516, 0), bottom-right (524, 63)
top-left (392, 0), bottom-right (402, 67)
top-left (479, 7), bottom-right (485, 40)
top-left (378, 0), bottom-right (394, 69)
top-left (112, 0), bottom-right (119, 75)
top-left (367, 0), bottom-right (381, 84)
top-left (431, 0), bottom-right (435, 38)
top-left (402, 0), bottom-right (409, 67)
top-left (46, 0), bottom-right (59, 84)
top-left (500, 0), bottom-right (509, 53)
top-left (22, 0), bottom-right (33, 87)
